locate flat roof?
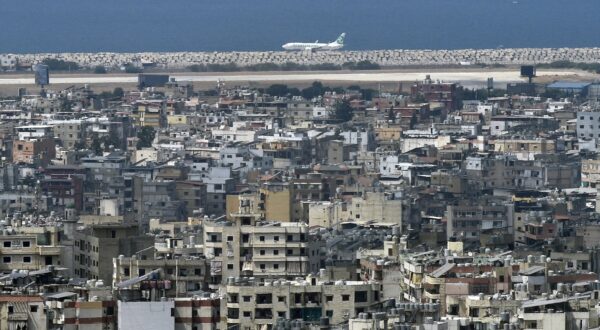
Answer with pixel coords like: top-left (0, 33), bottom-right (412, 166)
top-left (547, 82), bottom-right (591, 89)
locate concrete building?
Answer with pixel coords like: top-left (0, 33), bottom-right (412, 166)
top-left (223, 277), bottom-right (381, 328)
top-left (133, 100), bottom-right (166, 128)
top-left (73, 223), bottom-right (153, 284)
top-left (0, 227), bottom-right (63, 272)
top-left (0, 295), bottom-right (46, 330)
top-left (446, 198), bottom-right (514, 246)
top-left (203, 212), bottom-right (321, 283)
top-left (113, 255), bottom-right (209, 297)
top-left (117, 297), bottom-right (220, 330)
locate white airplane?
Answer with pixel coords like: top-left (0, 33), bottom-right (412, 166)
top-left (282, 33), bottom-right (346, 51)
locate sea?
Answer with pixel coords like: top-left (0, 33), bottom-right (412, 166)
top-left (1, 0), bottom-right (599, 53)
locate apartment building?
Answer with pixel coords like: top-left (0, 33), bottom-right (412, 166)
top-left (113, 255), bottom-right (210, 297)
top-left (0, 295), bottom-right (46, 330)
top-left (445, 198), bottom-right (514, 247)
top-left (73, 223), bottom-right (153, 284)
top-left (0, 227), bottom-right (63, 272)
top-left (223, 278), bottom-right (381, 329)
top-left (203, 211), bottom-right (321, 284)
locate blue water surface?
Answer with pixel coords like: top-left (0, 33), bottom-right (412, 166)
top-left (0, 0), bottom-right (598, 53)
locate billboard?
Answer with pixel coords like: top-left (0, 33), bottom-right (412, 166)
top-left (520, 65), bottom-right (536, 78)
top-left (34, 64), bottom-right (50, 86)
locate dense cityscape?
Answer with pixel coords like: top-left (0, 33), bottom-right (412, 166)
top-left (3, 12), bottom-right (600, 327)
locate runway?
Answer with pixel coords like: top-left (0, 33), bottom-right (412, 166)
top-left (0, 70), bottom-right (590, 89)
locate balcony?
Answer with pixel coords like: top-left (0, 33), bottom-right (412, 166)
top-left (423, 290), bottom-right (441, 300)
top-left (252, 255), bottom-right (284, 261)
top-left (252, 241), bottom-right (305, 248)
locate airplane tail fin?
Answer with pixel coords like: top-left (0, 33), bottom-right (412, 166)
top-left (334, 33), bottom-right (346, 45)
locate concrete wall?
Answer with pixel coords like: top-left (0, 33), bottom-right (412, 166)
top-left (118, 301), bottom-right (175, 330)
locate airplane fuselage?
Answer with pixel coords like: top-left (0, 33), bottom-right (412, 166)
top-left (282, 42), bottom-right (343, 51)
top-left (283, 33), bottom-right (345, 51)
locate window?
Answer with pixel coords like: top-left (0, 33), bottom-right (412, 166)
top-left (278, 311), bottom-right (286, 318)
top-left (138, 268), bottom-right (146, 276)
top-left (8, 306), bottom-right (14, 314)
top-left (342, 295), bottom-right (350, 301)
top-left (3, 241), bottom-right (10, 247)
top-left (227, 264), bottom-right (234, 270)
top-left (243, 311), bottom-right (252, 318)
top-left (259, 236), bottom-right (265, 242)
top-left (260, 264), bottom-right (266, 270)
top-left (274, 236), bottom-right (279, 241)
top-left (260, 250), bottom-right (265, 255)
top-left (30, 305), bottom-right (38, 313)
top-left (273, 264), bottom-right (279, 270)
top-left (227, 236), bottom-right (233, 242)
top-left (287, 249), bottom-right (293, 255)
top-left (278, 296), bottom-right (286, 303)
top-left (243, 296), bottom-right (251, 302)
top-left (23, 256), bottom-right (31, 263)
top-left (326, 310), bottom-right (333, 317)
top-left (354, 291), bottom-right (367, 303)
top-left (326, 295), bottom-right (333, 302)
top-left (22, 241), bottom-right (30, 247)
top-left (273, 250), bottom-right (279, 255)
top-left (3, 256), bottom-right (10, 263)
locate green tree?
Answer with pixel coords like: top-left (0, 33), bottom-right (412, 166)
top-left (301, 81), bottom-right (329, 100)
top-left (136, 126), bottom-right (156, 149)
top-left (61, 99), bottom-right (74, 112)
top-left (73, 141), bottom-right (86, 150)
top-left (266, 84), bottom-right (291, 97)
top-left (409, 113), bottom-right (418, 129)
top-left (91, 138), bottom-right (103, 155)
top-left (102, 133), bottom-right (122, 150)
top-left (288, 87), bottom-right (301, 96)
top-left (332, 100), bottom-right (354, 123)
top-left (93, 65), bottom-right (107, 74)
top-left (113, 87), bottom-right (124, 98)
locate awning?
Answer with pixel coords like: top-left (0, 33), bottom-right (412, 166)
top-left (520, 265), bottom-right (545, 276)
top-left (46, 292), bottom-right (77, 300)
top-left (115, 269), bottom-right (161, 289)
top-left (430, 263), bottom-right (455, 278)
